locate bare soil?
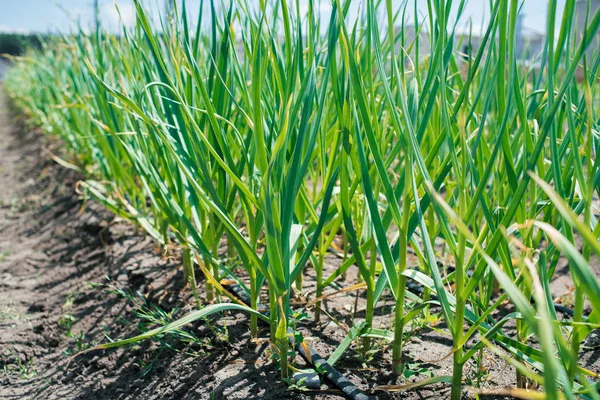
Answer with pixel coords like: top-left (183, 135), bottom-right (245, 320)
top-left (0, 85), bottom-right (598, 400)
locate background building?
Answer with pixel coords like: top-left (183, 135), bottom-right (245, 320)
top-left (575, 0), bottom-right (600, 59)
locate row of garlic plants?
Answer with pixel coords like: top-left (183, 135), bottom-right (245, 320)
top-left (6, 0), bottom-right (600, 398)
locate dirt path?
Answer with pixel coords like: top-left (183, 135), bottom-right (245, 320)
top-left (0, 85), bottom-right (122, 398)
top-left (0, 87), bottom-right (208, 399)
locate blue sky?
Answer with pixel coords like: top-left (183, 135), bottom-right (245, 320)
top-left (0, 0), bottom-right (564, 34)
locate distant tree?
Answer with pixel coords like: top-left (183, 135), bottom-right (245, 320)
top-left (0, 34), bottom-right (43, 57)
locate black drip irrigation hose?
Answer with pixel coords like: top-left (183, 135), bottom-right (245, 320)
top-left (221, 262), bottom-right (578, 399)
top-left (329, 246), bottom-right (579, 318)
top-left (221, 282), bottom-right (377, 400)
top-left (289, 333), bottom-right (376, 400)
top-left (407, 276), bottom-right (577, 317)
top-left (552, 303), bottom-right (576, 317)
top-left (404, 262), bottom-right (579, 318)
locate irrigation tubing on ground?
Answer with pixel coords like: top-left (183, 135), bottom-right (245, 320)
top-left (221, 282), bottom-right (377, 400)
top-left (406, 262), bottom-right (578, 318)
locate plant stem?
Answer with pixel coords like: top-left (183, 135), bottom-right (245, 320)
top-left (569, 286), bottom-right (584, 382)
top-left (182, 247), bottom-right (196, 291)
top-left (451, 353), bottom-right (464, 400)
top-left (276, 294), bottom-right (290, 379)
top-left (315, 241), bottom-right (324, 322)
top-left (392, 159), bottom-right (411, 375)
top-left (249, 262), bottom-right (258, 337)
top-left (278, 336), bottom-right (289, 379)
top-left (363, 242), bottom-right (377, 354)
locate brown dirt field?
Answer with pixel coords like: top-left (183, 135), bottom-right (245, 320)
top-left (0, 85), bottom-right (597, 400)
